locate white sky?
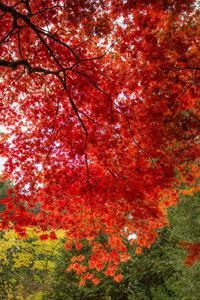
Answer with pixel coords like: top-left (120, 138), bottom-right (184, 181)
top-left (0, 157), bottom-right (6, 172)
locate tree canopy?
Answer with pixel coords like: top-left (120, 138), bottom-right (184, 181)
top-left (0, 0), bottom-right (199, 280)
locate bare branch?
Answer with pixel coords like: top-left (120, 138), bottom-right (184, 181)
top-left (0, 58), bottom-right (58, 75)
top-left (66, 88), bottom-right (88, 140)
top-left (0, 27), bottom-right (16, 46)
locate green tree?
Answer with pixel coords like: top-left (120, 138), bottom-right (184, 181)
top-left (167, 191), bottom-right (200, 299)
top-left (46, 229), bottom-right (182, 299)
top-left (47, 192), bottom-right (200, 300)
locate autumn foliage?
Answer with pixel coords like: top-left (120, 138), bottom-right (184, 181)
top-left (180, 242), bottom-right (200, 266)
top-left (0, 0), bottom-right (199, 282)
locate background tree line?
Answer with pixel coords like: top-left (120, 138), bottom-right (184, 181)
top-left (0, 181), bottom-right (200, 299)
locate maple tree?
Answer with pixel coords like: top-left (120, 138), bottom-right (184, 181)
top-left (0, 0), bottom-right (199, 282)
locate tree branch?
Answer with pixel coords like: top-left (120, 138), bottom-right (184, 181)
top-left (0, 59), bottom-right (58, 75)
